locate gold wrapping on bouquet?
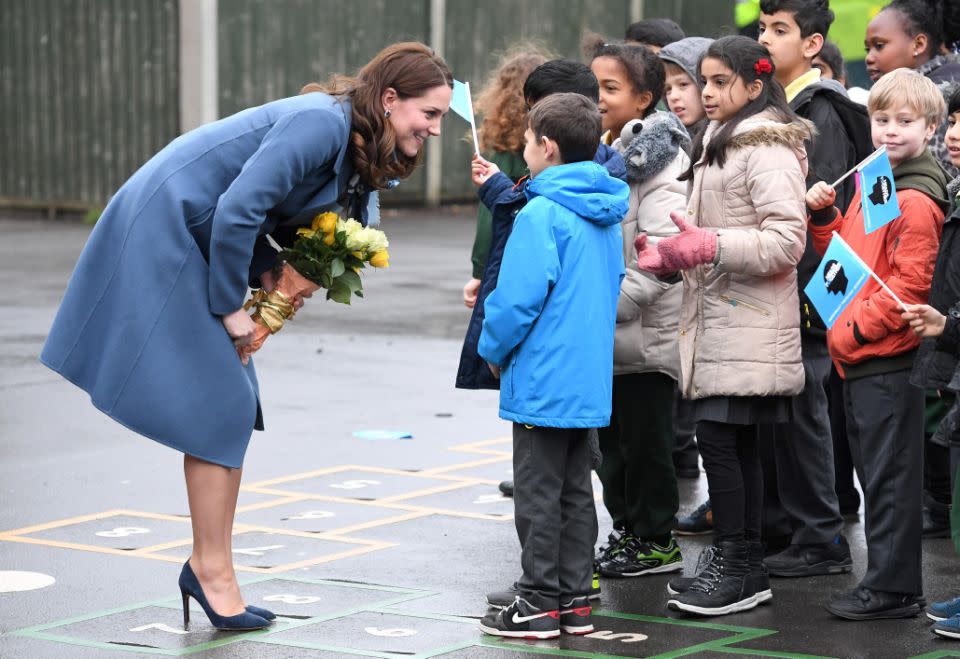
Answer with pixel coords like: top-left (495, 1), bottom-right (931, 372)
top-left (238, 262), bottom-right (321, 360)
top-left (243, 288), bottom-right (295, 334)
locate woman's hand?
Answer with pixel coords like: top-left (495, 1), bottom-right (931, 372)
top-left (805, 181), bottom-right (836, 211)
top-left (223, 309), bottom-right (258, 364)
top-left (471, 154), bottom-right (500, 187)
top-left (259, 267), bottom-right (307, 311)
top-left (902, 304), bottom-right (947, 338)
top-left (463, 278), bottom-right (481, 308)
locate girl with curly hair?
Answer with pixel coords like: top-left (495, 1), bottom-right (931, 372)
top-left (462, 45), bottom-right (551, 308)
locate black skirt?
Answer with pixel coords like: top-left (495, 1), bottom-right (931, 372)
top-left (692, 395), bottom-right (792, 425)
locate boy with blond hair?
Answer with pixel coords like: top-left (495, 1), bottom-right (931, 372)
top-left (806, 68), bottom-right (950, 620)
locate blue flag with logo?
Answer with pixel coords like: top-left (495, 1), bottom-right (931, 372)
top-left (803, 232), bottom-right (871, 329)
top-left (859, 147), bottom-right (900, 234)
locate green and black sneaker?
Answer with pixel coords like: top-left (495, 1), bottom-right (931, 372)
top-left (599, 537), bottom-right (683, 578)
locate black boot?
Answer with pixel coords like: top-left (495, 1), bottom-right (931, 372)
top-left (667, 540), bottom-right (755, 616)
top-left (745, 540), bottom-right (771, 604)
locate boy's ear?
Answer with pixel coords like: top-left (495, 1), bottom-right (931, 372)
top-left (803, 33), bottom-right (825, 61)
top-left (542, 135), bottom-right (560, 161)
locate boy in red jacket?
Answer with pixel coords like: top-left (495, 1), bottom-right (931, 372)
top-left (805, 67), bottom-right (950, 621)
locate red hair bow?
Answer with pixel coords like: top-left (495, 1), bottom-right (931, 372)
top-left (754, 58), bottom-right (773, 75)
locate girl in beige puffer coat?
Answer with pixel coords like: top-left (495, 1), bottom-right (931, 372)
top-left (636, 36), bottom-right (810, 618)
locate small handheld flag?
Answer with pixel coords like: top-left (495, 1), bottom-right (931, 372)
top-left (804, 231), bottom-right (906, 329)
top-left (804, 232), bottom-right (870, 329)
top-left (450, 79), bottom-right (481, 155)
top-left (858, 147), bottom-right (900, 233)
top-left (828, 145), bottom-right (901, 234)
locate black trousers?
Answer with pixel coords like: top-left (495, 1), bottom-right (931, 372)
top-left (596, 372), bottom-right (679, 542)
top-left (697, 420), bottom-right (763, 542)
top-left (513, 424), bottom-right (598, 610)
top-left (844, 370), bottom-right (924, 595)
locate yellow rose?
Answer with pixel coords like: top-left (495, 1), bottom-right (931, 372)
top-left (296, 227), bottom-right (317, 238)
top-left (352, 251), bottom-right (364, 259)
top-left (311, 212), bottom-right (338, 234)
top-left (323, 232), bottom-right (336, 246)
top-left (318, 212), bottom-right (338, 235)
top-left (369, 250), bottom-right (390, 268)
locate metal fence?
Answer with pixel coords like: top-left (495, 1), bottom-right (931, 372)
top-left (1, 0), bottom-right (735, 210)
top-left (0, 0), bottom-right (180, 210)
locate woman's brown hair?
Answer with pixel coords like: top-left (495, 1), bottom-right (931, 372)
top-left (475, 44), bottom-right (553, 154)
top-left (302, 42), bottom-right (453, 190)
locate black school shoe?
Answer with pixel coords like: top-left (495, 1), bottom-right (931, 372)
top-left (764, 535), bottom-right (853, 577)
top-left (825, 586), bottom-right (923, 621)
top-left (479, 596), bottom-right (560, 639)
top-left (498, 480), bottom-right (514, 497)
top-left (674, 499), bottom-right (713, 535)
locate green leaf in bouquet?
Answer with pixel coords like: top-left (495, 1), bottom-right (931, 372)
top-left (330, 258), bottom-right (345, 278)
top-left (336, 269), bottom-right (363, 293)
top-left (327, 279), bottom-right (353, 304)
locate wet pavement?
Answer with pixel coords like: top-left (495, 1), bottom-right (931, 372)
top-left (1, 209), bottom-right (958, 659)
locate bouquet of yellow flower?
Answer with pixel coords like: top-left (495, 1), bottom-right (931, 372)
top-left (238, 212), bottom-right (390, 359)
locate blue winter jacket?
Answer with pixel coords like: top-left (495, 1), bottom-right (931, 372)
top-left (455, 144), bottom-right (626, 390)
top-left (477, 160), bottom-right (628, 428)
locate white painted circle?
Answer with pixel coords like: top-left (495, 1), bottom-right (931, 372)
top-left (0, 571), bottom-right (55, 592)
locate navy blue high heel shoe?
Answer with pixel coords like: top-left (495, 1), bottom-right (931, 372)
top-left (245, 605), bottom-right (276, 620)
top-left (179, 560), bottom-right (271, 631)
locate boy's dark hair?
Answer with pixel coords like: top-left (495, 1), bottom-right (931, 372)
top-left (814, 39), bottom-right (846, 85)
top-left (947, 84), bottom-right (960, 116)
top-left (881, 0), bottom-right (946, 57)
top-left (527, 93), bottom-right (602, 164)
top-left (758, 0), bottom-right (834, 39)
top-left (582, 34), bottom-right (666, 118)
top-left (680, 36), bottom-right (800, 180)
top-left (523, 59), bottom-right (599, 106)
top-left (624, 18), bottom-right (685, 47)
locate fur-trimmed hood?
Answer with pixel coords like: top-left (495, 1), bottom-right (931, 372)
top-left (699, 110), bottom-right (814, 175)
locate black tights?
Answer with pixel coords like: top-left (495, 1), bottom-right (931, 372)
top-left (697, 420), bottom-right (763, 542)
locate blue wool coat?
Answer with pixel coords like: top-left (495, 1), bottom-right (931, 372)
top-left (455, 144), bottom-right (626, 389)
top-left (478, 161), bottom-right (628, 428)
top-left (40, 93), bottom-right (375, 468)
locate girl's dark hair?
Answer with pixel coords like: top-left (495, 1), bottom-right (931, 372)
top-left (882, 0), bottom-right (945, 57)
top-left (679, 35), bottom-right (799, 181)
top-left (948, 84), bottom-right (960, 116)
top-left (814, 39), bottom-right (846, 86)
top-left (581, 33), bottom-right (665, 118)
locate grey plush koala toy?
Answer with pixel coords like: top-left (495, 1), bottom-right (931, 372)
top-left (615, 111), bottom-right (691, 185)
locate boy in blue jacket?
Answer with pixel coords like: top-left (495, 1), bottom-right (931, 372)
top-left (476, 93), bottom-right (629, 640)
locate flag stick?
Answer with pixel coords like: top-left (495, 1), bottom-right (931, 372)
top-left (466, 82), bottom-right (480, 155)
top-left (830, 145), bottom-right (886, 189)
top-left (831, 231), bottom-right (907, 310)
